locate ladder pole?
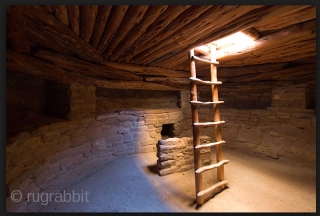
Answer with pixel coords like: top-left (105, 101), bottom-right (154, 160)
top-left (209, 44), bottom-right (225, 188)
top-left (189, 49), bottom-right (204, 205)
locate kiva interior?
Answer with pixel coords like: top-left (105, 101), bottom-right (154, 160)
top-left (6, 5), bottom-right (316, 212)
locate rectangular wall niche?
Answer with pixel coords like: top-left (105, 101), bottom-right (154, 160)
top-left (161, 124), bottom-right (175, 139)
top-left (44, 80), bottom-right (71, 119)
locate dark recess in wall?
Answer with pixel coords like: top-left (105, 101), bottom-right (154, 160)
top-left (161, 123), bottom-right (175, 139)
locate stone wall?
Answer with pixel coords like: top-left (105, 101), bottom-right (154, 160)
top-left (180, 83), bottom-right (316, 169)
top-left (6, 108), bottom-right (185, 212)
top-left (68, 84), bottom-right (96, 120)
top-left (6, 74), bottom-right (316, 212)
top-left (156, 136), bottom-right (211, 176)
top-left (6, 73), bottom-right (46, 133)
top-left (200, 84), bottom-right (272, 109)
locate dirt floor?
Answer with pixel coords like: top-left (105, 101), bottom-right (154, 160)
top-left (37, 148), bottom-right (316, 213)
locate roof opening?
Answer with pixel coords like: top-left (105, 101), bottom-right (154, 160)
top-left (194, 28), bottom-right (260, 59)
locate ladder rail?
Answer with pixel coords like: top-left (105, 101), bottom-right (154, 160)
top-left (189, 48), bottom-right (204, 206)
top-left (189, 44), bottom-right (229, 206)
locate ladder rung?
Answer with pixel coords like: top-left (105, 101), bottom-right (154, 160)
top-left (190, 101), bottom-right (224, 105)
top-left (193, 121), bottom-right (225, 127)
top-left (192, 55), bottom-right (219, 64)
top-left (195, 159), bottom-right (229, 174)
top-left (195, 140), bottom-right (226, 149)
top-left (197, 180), bottom-right (229, 198)
top-left (189, 77), bottom-right (222, 85)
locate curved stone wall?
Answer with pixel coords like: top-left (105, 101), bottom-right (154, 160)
top-left (6, 83), bottom-right (316, 212)
top-left (6, 109), bottom-right (185, 212)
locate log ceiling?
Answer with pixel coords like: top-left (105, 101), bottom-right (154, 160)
top-left (6, 5), bottom-right (316, 90)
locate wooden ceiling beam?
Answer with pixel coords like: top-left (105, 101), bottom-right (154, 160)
top-left (67, 5), bottom-right (80, 36)
top-left (254, 5), bottom-right (315, 32)
top-left (96, 5), bottom-right (129, 53)
top-left (219, 19), bottom-right (316, 58)
top-left (128, 5), bottom-right (213, 63)
top-left (6, 49), bottom-right (70, 83)
top-left (108, 5), bottom-right (169, 61)
top-left (117, 5), bottom-right (191, 62)
top-left (32, 49), bottom-right (143, 81)
top-left (79, 5), bottom-right (99, 43)
top-left (228, 63), bottom-right (315, 83)
top-left (42, 5), bottom-right (53, 13)
top-left (6, 6), bottom-right (30, 54)
top-left (102, 5), bottom-right (149, 60)
top-left (101, 60), bottom-right (189, 78)
top-left (7, 49), bottom-right (178, 91)
top-left (22, 5), bottom-right (102, 63)
top-left (52, 5), bottom-right (69, 26)
top-left (67, 72), bottom-right (182, 91)
top-left (90, 6), bottom-right (113, 49)
top-left (215, 19), bottom-right (316, 67)
top-left (150, 5), bottom-right (270, 69)
top-left (157, 10), bottom-right (315, 70)
top-left (196, 62), bottom-right (289, 78)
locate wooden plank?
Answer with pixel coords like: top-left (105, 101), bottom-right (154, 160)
top-left (101, 60), bottom-right (189, 78)
top-left (254, 5), bottom-right (314, 32)
top-left (145, 77), bottom-right (189, 86)
top-left (109, 5), bottom-right (168, 61)
top-left (22, 5), bottom-right (102, 63)
top-left (118, 5), bottom-right (191, 62)
top-left (193, 121), bottom-right (225, 127)
top-left (190, 101), bottom-right (224, 105)
top-left (91, 6), bottom-right (112, 48)
top-left (197, 180), bottom-right (229, 198)
top-left (241, 27), bottom-right (261, 41)
top-left (217, 19), bottom-right (316, 62)
top-left (195, 160), bottom-right (229, 174)
top-left (42, 5), bottom-right (53, 13)
top-left (192, 56), bottom-right (219, 65)
top-left (136, 5), bottom-right (262, 65)
top-left (152, 5), bottom-right (267, 67)
top-left (6, 6), bottom-right (30, 54)
top-left (228, 42), bottom-right (315, 67)
top-left (103, 5), bottom-right (149, 60)
top-left (195, 140), bottom-right (226, 149)
top-left (66, 72), bottom-right (181, 91)
top-left (218, 36), bottom-right (315, 67)
top-left (102, 6), bottom-right (149, 60)
top-left (153, 5), bottom-right (277, 69)
top-left (80, 5), bottom-right (98, 43)
top-left (24, 12), bottom-right (75, 56)
top-left (228, 63), bottom-right (316, 83)
top-left (52, 5), bottom-right (69, 26)
top-left (198, 62), bottom-right (289, 79)
top-left (290, 56), bottom-right (316, 64)
top-left (33, 49), bottom-right (142, 81)
top-left (6, 50), bottom-right (179, 91)
top-left (144, 77), bottom-right (190, 89)
top-left (6, 49), bottom-right (70, 82)
top-left (194, 45), bottom-right (210, 56)
top-left (130, 5), bottom-right (213, 63)
top-left (97, 5), bottom-right (129, 53)
top-left (189, 77), bottom-right (222, 85)
top-left (67, 5), bottom-right (80, 36)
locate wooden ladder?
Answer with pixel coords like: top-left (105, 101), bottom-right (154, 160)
top-left (189, 44), bottom-right (229, 206)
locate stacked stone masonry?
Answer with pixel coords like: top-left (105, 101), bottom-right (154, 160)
top-left (6, 108), bottom-right (185, 211)
top-left (156, 136), bottom-right (211, 176)
top-left (6, 81), bottom-right (316, 212)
